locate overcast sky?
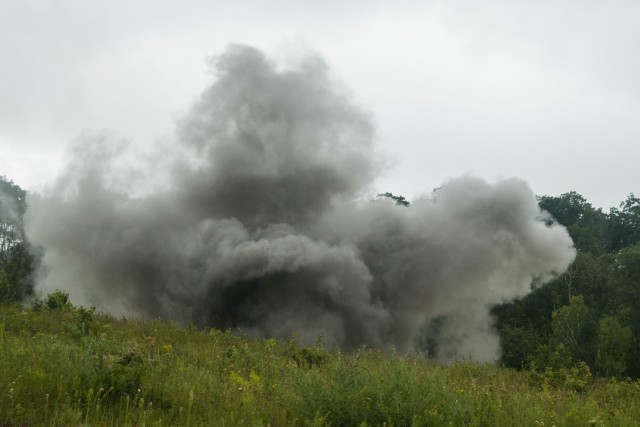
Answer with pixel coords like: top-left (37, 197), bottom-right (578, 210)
top-left (2, 0), bottom-right (639, 209)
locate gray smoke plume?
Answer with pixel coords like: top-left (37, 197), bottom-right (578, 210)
top-left (25, 45), bottom-right (575, 362)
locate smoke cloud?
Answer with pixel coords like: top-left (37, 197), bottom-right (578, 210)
top-left (25, 45), bottom-right (575, 362)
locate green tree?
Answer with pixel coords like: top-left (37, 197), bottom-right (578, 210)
top-left (0, 176), bottom-right (33, 303)
top-left (376, 192), bottom-right (410, 207)
top-left (595, 316), bottom-right (632, 377)
top-left (549, 295), bottom-right (596, 366)
top-left (538, 192), bottom-right (593, 226)
top-left (493, 283), bottom-right (557, 369)
top-left (608, 193), bottom-right (640, 252)
top-left (559, 251), bottom-right (617, 314)
top-left (538, 192), bottom-right (609, 254)
top-left (608, 244), bottom-right (640, 376)
top-left (495, 193), bottom-right (640, 378)
top-left (499, 325), bottom-right (540, 369)
top-left (0, 177), bottom-right (26, 260)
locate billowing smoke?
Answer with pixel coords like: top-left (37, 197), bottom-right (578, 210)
top-left (25, 45), bottom-right (575, 362)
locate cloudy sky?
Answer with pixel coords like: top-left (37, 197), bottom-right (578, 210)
top-left (2, 0), bottom-right (639, 209)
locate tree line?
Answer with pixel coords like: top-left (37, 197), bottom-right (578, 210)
top-left (493, 191), bottom-right (640, 378)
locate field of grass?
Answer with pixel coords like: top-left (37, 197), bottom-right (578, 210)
top-left (1, 298), bottom-right (640, 426)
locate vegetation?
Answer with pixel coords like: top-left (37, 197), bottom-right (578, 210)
top-left (0, 176), bottom-right (35, 303)
top-left (3, 175), bottom-right (640, 423)
top-left (377, 192), bottom-right (411, 207)
top-left (1, 295), bottom-right (640, 426)
top-left (493, 192), bottom-right (640, 379)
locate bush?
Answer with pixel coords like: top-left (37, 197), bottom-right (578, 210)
top-left (527, 361), bottom-right (593, 392)
top-left (93, 349), bottom-right (146, 400)
top-left (46, 290), bottom-right (73, 310)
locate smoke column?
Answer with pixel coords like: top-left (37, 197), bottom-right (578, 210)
top-left (25, 45), bottom-right (575, 362)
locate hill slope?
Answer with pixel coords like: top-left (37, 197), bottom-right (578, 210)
top-left (2, 300), bottom-right (639, 426)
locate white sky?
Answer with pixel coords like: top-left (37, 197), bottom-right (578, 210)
top-left (1, 0), bottom-right (639, 209)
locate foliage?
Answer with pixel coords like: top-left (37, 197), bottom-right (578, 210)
top-left (45, 289), bottom-right (74, 310)
top-left (595, 316), bottom-right (632, 378)
top-left (0, 269), bottom-right (12, 302)
top-left (376, 192), bottom-right (410, 207)
top-left (0, 176), bottom-right (27, 257)
top-left (0, 176), bottom-right (34, 303)
top-left (3, 172), bottom-right (640, 391)
top-left (549, 295), bottom-right (596, 366)
top-left (2, 299), bottom-right (640, 426)
top-left (495, 191), bottom-right (640, 380)
top-left (609, 193), bottom-right (640, 252)
top-left (538, 191), bottom-right (609, 254)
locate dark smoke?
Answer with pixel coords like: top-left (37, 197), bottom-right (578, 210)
top-left (25, 45), bottom-right (575, 362)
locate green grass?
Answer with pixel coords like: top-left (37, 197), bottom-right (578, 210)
top-left (1, 302), bottom-right (639, 426)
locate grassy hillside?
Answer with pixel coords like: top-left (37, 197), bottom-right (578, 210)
top-left (1, 298), bottom-right (639, 426)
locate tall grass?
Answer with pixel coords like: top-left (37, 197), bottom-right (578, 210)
top-left (1, 302), bottom-right (639, 426)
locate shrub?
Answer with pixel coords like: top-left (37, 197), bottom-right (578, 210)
top-left (46, 290), bottom-right (73, 310)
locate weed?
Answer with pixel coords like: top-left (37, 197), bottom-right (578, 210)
top-left (1, 295), bottom-right (640, 426)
